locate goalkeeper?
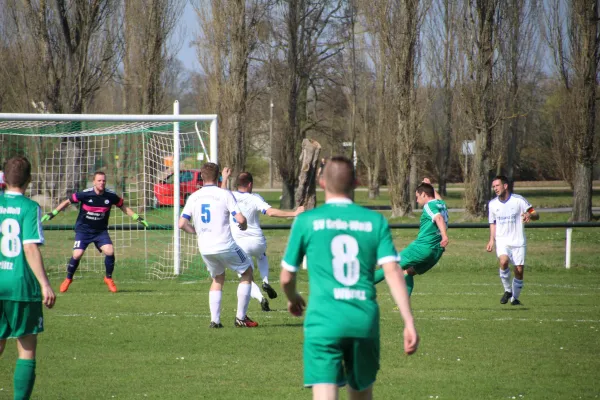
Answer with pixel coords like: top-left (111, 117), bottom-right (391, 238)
top-left (41, 171), bottom-right (149, 293)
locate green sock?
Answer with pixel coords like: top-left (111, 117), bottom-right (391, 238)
top-left (404, 274), bottom-right (414, 297)
top-left (14, 358), bottom-right (36, 400)
top-left (374, 268), bottom-right (385, 285)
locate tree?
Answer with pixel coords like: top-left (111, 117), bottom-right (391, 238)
top-left (195, 0), bottom-right (271, 181)
top-left (272, 0), bottom-right (343, 208)
top-left (457, 0), bottom-right (500, 218)
top-left (367, 0), bottom-right (423, 217)
top-left (544, 0), bottom-right (599, 221)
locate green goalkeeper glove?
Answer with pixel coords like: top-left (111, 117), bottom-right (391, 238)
top-left (41, 209), bottom-right (59, 222)
top-left (132, 213), bottom-right (149, 228)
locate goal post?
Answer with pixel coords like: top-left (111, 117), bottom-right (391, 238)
top-left (0, 103), bottom-right (218, 279)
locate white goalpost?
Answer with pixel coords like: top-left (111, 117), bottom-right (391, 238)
top-left (0, 102), bottom-right (218, 279)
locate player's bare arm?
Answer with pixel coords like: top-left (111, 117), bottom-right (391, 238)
top-left (266, 206), bottom-right (305, 218)
top-left (119, 204), bottom-right (149, 228)
top-left (486, 224), bottom-right (496, 252)
top-left (235, 211), bottom-right (248, 231)
top-left (280, 269), bottom-right (306, 317)
top-left (178, 217), bottom-right (197, 235)
top-left (433, 213), bottom-right (449, 248)
top-left (41, 199), bottom-right (71, 221)
top-left (382, 261), bottom-right (419, 355)
top-left (221, 167), bottom-right (232, 188)
top-left (24, 243), bottom-right (56, 309)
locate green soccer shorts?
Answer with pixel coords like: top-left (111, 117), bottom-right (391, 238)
top-left (0, 300), bottom-right (44, 339)
top-left (303, 336), bottom-right (380, 391)
top-left (399, 243), bottom-right (445, 275)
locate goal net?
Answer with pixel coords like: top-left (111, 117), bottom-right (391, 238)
top-left (0, 107), bottom-right (217, 281)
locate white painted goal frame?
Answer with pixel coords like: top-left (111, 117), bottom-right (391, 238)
top-left (0, 101), bottom-right (218, 277)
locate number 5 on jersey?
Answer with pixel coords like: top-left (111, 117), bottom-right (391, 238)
top-left (201, 204), bottom-right (211, 223)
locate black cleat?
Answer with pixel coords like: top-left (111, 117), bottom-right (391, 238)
top-left (511, 298), bottom-right (522, 306)
top-left (500, 291), bottom-right (512, 304)
top-left (235, 315), bottom-right (259, 327)
top-left (209, 321), bottom-right (224, 328)
top-left (262, 282), bottom-right (278, 299)
top-left (261, 297), bottom-right (271, 312)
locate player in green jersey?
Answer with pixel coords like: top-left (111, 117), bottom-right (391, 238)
top-left (373, 179), bottom-right (449, 296)
top-left (280, 156), bottom-right (418, 400)
top-left (0, 156), bottom-right (56, 400)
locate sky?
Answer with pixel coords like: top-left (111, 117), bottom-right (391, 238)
top-left (177, 2), bottom-right (200, 72)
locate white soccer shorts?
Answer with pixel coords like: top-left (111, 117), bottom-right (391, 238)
top-left (496, 243), bottom-right (526, 266)
top-left (235, 237), bottom-right (267, 259)
top-left (202, 246), bottom-right (253, 278)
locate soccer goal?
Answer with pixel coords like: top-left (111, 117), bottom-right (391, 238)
top-left (0, 102), bottom-right (217, 280)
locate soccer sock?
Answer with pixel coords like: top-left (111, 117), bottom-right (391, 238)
top-left (236, 283), bottom-right (252, 320)
top-left (105, 255), bottom-right (116, 278)
top-left (404, 274), bottom-right (414, 297)
top-left (14, 358), bottom-right (36, 400)
top-left (257, 254), bottom-right (269, 284)
top-left (512, 278), bottom-right (523, 300)
top-left (66, 257), bottom-right (81, 279)
top-left (373, 268), bottom-right (385, 285)
top-left (499, 268), bottom-right (512, 292)
top-left (250, 281), bottom-right (264, 301)
top-left (209, 290), bottom-right (222, 324)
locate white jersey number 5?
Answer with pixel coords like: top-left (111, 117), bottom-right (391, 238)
top-left (331, 234), bottom-right (360, 286)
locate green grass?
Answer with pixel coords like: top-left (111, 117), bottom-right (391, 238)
top-left (1, 226), bottom-right (600, 399)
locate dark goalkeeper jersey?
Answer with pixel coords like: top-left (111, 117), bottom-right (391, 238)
top-left (70, 188), bottom-right (124, 233)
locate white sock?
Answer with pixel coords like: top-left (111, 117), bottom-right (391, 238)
top-left (258, 254), bottom-right (269, 284)
top-left (209, 290), bottom-right (222, 324)
top-left (499, 268), bottom-right (511, 292)
top-left (236, 283), bottom-right (251, 320)
top-left (512, 278), bottom-right (523, 300)
top-left (250, 281), bottom-right (264, 301)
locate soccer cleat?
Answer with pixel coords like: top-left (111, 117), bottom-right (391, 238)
top-left (235, 315), bottom-right (259, 328)
top-left (262, 282), bottom-right (278, 299)
top-left (59, 278), bottom-right (73, 293)
top-left (209, 321), bottom-right (224, 328)
top-left (104, 277), bottom-right (118, 293)
top-left (260, 297), bottom-right (271, 312)
top-left (511, 298), bottom-right (522, 306)
top-left (500, 291), bottom-right (512, 304)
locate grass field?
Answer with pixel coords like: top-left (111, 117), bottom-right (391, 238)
top-left (2, 188), bottom-right (599, 399)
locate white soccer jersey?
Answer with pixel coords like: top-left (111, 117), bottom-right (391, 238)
top-left (230, 192), bottom-right (272, 239)
top-left (181, 185), bottom-right (242, 255)
top-left (488, 194), bottom-right (534, 247)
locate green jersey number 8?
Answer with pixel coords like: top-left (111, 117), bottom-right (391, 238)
top-left (1, 218), bottom-right (22, 258)
top-left (331, 234), bottom-right (360, 286)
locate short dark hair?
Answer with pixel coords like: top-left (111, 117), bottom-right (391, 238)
top-left (201, 162), bottom-right (220, 182)
top-left (323, 156), bottom-right (355, 195)
top-left (416, 182), bottom-right (435, 198)
top-left (4, 156), bottom-right (32, 188)
top-left (236, 172), bottom-right (253, 188)
top-left (493, 175), bottom-right (509, 185)
top-left (93, 171), bottom-right (106, 179)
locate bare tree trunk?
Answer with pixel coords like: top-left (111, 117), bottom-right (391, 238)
top-left (295, 139), bottom-right (321, 210)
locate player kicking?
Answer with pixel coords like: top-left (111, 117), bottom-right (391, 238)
top-left (373, 179), bottom-right (449, 296)
top-left (1, 156), bottom-right (56, 400)
top-left (281, 156), bottom-right (418, 399)
top-left (222, 169), bottom-right (304, 311)
top-left (178, 163), bottom-right (258, 328)
top-left (41, 171), bottom-right (149, 293)
top-left (487, 175), bottom-right (539, 306)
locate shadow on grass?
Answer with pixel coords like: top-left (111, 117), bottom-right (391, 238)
top-left (267, 323), bottom-right (305, 328)
top-left (116, 289), bottom-right (156, 293)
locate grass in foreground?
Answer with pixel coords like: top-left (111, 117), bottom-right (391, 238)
top-left (1, 226), bottom-right (599, 399)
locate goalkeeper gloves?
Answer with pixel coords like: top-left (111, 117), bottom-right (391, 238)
top-left (132, 213), bottom-right (149, 228)
top-left (41, 209), bottom-right (59, 222)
